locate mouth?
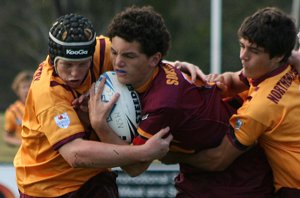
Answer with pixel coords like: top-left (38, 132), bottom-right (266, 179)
top-left (115, 69), bottom-right (127, 74)
top-left (67, 79), bottom-right (81, 87)
top-left (115, 69), bottom-right (128, 77)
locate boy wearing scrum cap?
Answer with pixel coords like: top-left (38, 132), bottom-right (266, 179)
top-left (14, 13), bottom-right (173, 198)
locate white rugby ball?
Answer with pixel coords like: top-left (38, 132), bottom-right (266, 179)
top-left (95, 71), bottom-right (142, 143)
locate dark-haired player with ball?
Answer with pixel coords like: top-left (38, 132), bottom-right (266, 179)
top-left (13, 13), bottom-right (174, 198)
top-left (98, 5), bottom-right (275, 198)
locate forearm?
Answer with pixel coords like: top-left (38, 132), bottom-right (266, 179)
top-left (160, 150), bottom-right (226, 171)
top-left (59, 139), bottom-right (151, 168)
top-left (4, 133), bottom-right (21, 146)
top-left (94, 126), bottom-right (128, 145)
top-left (230, 71), bottom-right (248, 94)
top-left (182, 149), bottom-right (227, 171)
top-left (181, 136), bottom-right (245, 171)
top-left (221, 71), bottom-right (248, 97)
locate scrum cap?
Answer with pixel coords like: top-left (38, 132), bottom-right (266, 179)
top-left (48, 13), bottom-right (96, 64)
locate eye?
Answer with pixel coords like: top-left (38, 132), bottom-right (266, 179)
top-left (124, 54), bottom-right (136, 59)
top-left (250, 49), bottom-right (259, 54)
top-left (62, 63), bottom-right (72, 69)
top-left (111, 48), bottom-right (117, 56)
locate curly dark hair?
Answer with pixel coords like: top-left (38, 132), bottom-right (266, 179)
top-left (107, 5), bottom-right (171, 58)
top-left (238, 7), bottom-right (296, 63)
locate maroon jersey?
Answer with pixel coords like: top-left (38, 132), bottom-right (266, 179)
top-left (135, 64), bottom-right (233, 154)
top-left (133, 63), bottom-right (274, 197)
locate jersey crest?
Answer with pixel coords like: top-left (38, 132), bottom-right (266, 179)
top-left (54, 112), bottom-right (70, 129)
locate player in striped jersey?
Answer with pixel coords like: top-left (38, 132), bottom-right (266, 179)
top-left (13, 13), bottom-right (173, 198)
top-left (4, 70), bottom-right (33, 146)
top-left (182, 7), bottom-right (300, 198)
top-left (96, 5), bottom-right (274, 197)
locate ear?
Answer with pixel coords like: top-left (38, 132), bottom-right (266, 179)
top-left (148, 52), bottom-right (162, 68)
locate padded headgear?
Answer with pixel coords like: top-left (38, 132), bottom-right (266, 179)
top-left (48, 13), bottom-right (96, 64)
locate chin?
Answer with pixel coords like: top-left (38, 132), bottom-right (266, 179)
top-left (67, 83), bottom-right (81, 89)
top-left (115, 76), bottom-right (125, 84)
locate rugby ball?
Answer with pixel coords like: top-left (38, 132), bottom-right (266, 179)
top-left (95, 71), bottom-right (142, 143)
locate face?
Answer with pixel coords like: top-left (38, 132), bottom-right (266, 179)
top-left (56, 59), bottom-right (91, 89)
top-left (239, 38), bottom-right (283, 80)
top-left (18, 80), bottom-right (31, 103)
top-left (110, 36), bottom-right (161, 89)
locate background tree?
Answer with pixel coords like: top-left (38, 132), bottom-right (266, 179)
top-left (0, 0), bottom-right (296, 110)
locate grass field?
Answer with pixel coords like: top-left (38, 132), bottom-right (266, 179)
top-left (0, 113), bottom-right (19, 164)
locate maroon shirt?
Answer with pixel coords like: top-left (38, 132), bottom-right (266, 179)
top-left (133, 63), bottom-right (274, 197)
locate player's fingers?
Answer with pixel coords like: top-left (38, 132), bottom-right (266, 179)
top-left (164, 132), bottom-right (173, 143)
top-left (89, 83), bottom-right (96, 99)
top-left (107, 92), bottom-right (120, 107)
top-left (71, 98), bottom-right (79, 107)
top-left (156, 126), bottom-right (171, 139)
top-left (93, 77), bottom-right (106, 102)
top-left (205, 73), bottom-right (219, 82)
top-left (215, 81), bottom-right (228, 93)
top-left (188, 65), bottom-right (197, 83)
top-left (195, 67), bottom-right (207, 83)
top-left (174, 60), bottom-right (181, 69)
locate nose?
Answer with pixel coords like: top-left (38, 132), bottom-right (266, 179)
top-left (115, 55), bottom-right (125, 67)
top-left (70, 66), bottom-right (81, 78)
top-left (240, 48), bottom-right (249, 61)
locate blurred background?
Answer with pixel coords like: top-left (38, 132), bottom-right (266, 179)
top-left (0, 0), bottom-right (299, 110)
top-left (0, 1), bottom-right (299, 197)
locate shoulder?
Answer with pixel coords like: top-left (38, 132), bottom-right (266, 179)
top-left (93, 35), bottom-right (113, 76)
top-left (143, 64), bottom-right (191, 107)
top-left (95, 35), bottom-right (111, 54)
top-left (30, 73), bottom-right (74, 114)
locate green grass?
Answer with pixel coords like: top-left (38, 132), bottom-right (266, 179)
top-left (0, 113), bottom-right (19, 164)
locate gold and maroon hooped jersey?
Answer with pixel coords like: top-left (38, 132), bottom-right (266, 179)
top-left (4, 100), bottom-right (24, 139)
top-left (14, 35), bottom-right (113, 197)
top-left (230, 64), bottom-right (300, 191)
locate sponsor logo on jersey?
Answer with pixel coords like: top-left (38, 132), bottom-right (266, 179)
top-left (163, 64), bottom-right (179, 85)
top-left (267, 68), bottom-right (296, 104)
top-left (54, 112), bottom-right (70, 128)
top-left (66, 49), bottom-right (88, 55)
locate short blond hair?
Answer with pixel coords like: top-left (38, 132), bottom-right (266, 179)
top-left (11, 70), bottom-right (34, 95)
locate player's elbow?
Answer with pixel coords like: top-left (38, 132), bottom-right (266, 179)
top-left (122, 167), bottom-right (144, 177)
top-left (124, 169), bottom-right (143, 177)
top-left (64, 152), bottom-right (84, 168)
top-left (59, 141), bottom-right (89, 168)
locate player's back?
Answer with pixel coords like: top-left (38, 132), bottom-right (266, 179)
top-left (137, 63), bottom-right (274, 197)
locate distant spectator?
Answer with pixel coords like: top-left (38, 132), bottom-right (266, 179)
top-left (3, 70), bottom-right (33, 146)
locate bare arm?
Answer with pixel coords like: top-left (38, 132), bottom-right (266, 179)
top-left (160, 136), bottom-right (246, 171)
top-left (85, 80), bottom-right (171, 176)
top-left (3, 131), bottom-right (21, 146)
top-left (206, 70), bottom-right (248, 97)
top-left (58, 127), bottom-right (172, 169)
top-left (163, 60), bottom-right (207, 83)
